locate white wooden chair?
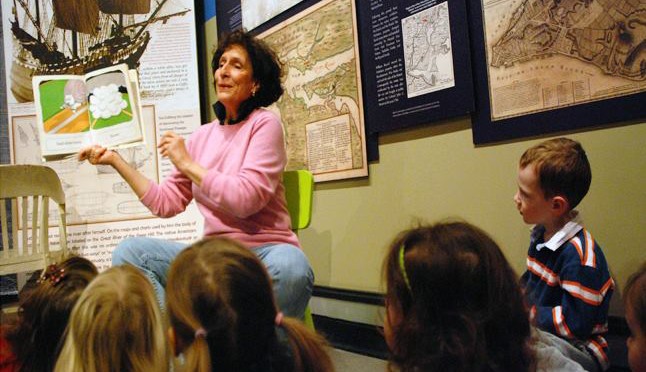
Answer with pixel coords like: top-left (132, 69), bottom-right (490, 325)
top-left (0, 165), bottom-right (68, 277)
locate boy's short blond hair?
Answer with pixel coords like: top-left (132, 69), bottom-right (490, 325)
top-left (519, 137), bottom-right (591, 209)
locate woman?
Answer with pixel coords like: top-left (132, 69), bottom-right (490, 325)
top-left (78, 30), bottom-right (312, 318)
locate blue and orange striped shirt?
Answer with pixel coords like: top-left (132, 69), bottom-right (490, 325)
top-left (521, 219), bottom-right (614, 370)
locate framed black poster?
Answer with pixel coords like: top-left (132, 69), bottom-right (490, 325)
top-left (357, 0), bottom-right (474, 134)
top-left (468, 0), bottom-right (646, 145)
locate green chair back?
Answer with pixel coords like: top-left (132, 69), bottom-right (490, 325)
top-left (283, 170), bottom-right (313, 231)
top-left (283, 169), bottom-right (315, 329)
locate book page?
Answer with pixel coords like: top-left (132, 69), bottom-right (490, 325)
top-left (32, 74), bottom-right (93, 158)
top-left (32, 64), bottom-right (144, 159)
top-left (85, 64), bottom-right (144, 150)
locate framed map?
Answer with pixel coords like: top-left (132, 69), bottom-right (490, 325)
top-left (257, 0), bottom-right (369, 182)
top-left (468, 0), bottom-right (646, 144)
top-left (217, 0), bottom-right (369, 181)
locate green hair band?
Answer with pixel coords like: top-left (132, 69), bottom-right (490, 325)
top-left (399, 244), bottom-right (412, 292)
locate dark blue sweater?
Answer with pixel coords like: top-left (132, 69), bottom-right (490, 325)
top-left (521, 224), bottom-right (614, 370)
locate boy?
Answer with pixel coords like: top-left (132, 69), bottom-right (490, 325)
top-left (514, 138), bottom-right (614, 371)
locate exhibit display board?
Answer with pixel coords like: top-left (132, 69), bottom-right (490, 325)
top-left (1, 0), bottom-right (204, 270)
top-left (357, 0), bottom-right (474, 134)
top-left (468, 0), bottom-right (646, 144)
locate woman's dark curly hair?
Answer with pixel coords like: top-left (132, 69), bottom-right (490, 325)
top-left (211, 29), bottom-right (284, 124)
top-left (383, 221), bottom-right (534, 372)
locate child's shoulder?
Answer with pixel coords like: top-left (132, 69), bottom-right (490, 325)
top-left (558, 227), bottom-right (610, 273)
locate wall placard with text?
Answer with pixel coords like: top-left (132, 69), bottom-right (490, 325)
top-left (357, 0), bottom-right (474, 134)
top-left (2, 0), bottom-right (205, 270)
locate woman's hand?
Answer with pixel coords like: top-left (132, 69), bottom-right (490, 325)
top-left (78, 145), bottom-right (150, 198)
top-left (77, 145), bottom-right (117, 166)
top-left (158, 131), bottom-right (192, 172)
top-left (158, 131), bottom-right (206, 186)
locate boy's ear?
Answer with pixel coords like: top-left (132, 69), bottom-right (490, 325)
top-left (551, 195), bottom-right (569, 214)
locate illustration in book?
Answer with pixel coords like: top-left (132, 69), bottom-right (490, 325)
top-left (32, 64), bottom-right (145, 160)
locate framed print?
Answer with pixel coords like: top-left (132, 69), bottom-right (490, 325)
top-left (216, 0), bottom-right (371, 181)
top-left (357, 0), bottom-right (475, 134)
top-left (468, 0), bottom-right (646, 145)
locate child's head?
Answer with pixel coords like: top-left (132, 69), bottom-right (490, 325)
top-left (515, 138), bottom-right (591, 224)
top-left (383, 221), bottom-right (533, 371)
top-left (55, 264), bottom-right (169, 372)
top-left (623, 262), bottom-right (646, 372)
top-left (5, 255), bottom-right (98, 371)
top-left (167, 237), bottom-right (332, 372)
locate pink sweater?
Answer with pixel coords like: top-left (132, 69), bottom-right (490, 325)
top-left (141, 108), bottom-right (300, 248)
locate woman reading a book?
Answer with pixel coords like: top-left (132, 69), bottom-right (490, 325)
top-left (78, 30), bottom-right (313, 319)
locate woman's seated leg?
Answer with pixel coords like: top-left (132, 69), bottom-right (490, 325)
top-left (112, 237), bottom-right (186, 309)
top-left (254, 243), bottom-right (314, 319)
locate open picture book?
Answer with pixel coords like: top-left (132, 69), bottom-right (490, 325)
top-left (32, 64), bottom-right (145, 161)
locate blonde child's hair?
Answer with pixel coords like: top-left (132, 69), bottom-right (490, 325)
top-left (166, 237), bottom-right (333, 372)
top-left (519, 137), bottom-right (591, 209)
top-left (54, 264), bottom-right (169, 372)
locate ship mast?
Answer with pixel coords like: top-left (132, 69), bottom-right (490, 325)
top-left (35, 0), bottom-right (40, 42)
top-left (134, 0), bottom-right (170, 39)
top-left (14, 0), bottom-right (51, 49)
top-left (72, 31), bottom-right (78, 58)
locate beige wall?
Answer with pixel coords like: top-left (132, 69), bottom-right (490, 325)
top-left (205, 15), bottom-right (644, 317)
top-left (300, 118), bottom-right (646, 316)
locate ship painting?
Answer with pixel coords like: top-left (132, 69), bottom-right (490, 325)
top-left (8, 0), bottom-right (189, 102)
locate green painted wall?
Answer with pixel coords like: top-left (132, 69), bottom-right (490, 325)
top-left (205, 14), bottom-right (644, 317)
top-left (300, 118), bottom-right (646, 316)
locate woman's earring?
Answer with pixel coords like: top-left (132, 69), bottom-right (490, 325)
top-left (251, 88), bottom-right (257, 97)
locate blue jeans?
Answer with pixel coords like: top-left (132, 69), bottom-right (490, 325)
top-left (112, 237), bottom-right (314, 319)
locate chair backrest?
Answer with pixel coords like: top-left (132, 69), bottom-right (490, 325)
top-left (0, 165), bottom-right (68, 275)
top-left (283, 170), bottom-right (316, 329)
top-left (283, 170), bottom-right (314, 231)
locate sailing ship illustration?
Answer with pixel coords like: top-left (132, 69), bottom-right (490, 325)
top-left (9, 0), bottom-right (189, 102)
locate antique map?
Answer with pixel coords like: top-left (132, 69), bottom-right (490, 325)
top-left (258, 0), bottom-right (368, 182)
top-left (483, 0), bottom-right (646, 120)
top-left (402, 1), bottom-right (455, 98)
